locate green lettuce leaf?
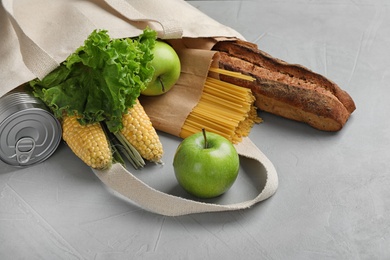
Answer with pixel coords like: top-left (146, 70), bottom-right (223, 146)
top-left (30, 28), bottom-right (156, 133)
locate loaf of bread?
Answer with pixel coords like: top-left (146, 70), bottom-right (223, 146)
top-left (212, 40), bottom-right (356, 131)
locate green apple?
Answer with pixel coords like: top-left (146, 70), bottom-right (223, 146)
top-left (141, 41), bottom-right (181, 96)
top-left (173, 129), bottom-right (240, 199)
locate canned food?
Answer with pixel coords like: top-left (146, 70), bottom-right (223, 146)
top-left (0, 90), bottom-right (62, 166)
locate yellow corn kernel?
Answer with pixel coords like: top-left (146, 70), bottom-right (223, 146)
top-left (120, 99), bottom-right (163, 163)
top-left (62, 115), bottom-right (112, 169)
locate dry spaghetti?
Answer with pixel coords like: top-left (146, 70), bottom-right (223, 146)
top-left (208, 67), bottom-right (256, 82)
top-left (180, 68), bottom-right (261, 143)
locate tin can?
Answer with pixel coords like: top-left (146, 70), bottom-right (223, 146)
top-left (0, 90), bottom-right (62, 167)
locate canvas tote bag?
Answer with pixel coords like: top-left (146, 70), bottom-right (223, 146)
top-left (0, 0), bottom-right (278, 216)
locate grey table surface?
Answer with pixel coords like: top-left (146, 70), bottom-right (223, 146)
top-left (1, 0), bottom-right (389, 259)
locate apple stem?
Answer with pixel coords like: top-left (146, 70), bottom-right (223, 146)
top-left (159, 77), bottom-right (166, 93)
top-left (202, 128), bottom-right (208, 149)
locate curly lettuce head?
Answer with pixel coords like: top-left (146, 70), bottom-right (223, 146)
top-left (30, 28), bottom-right (157, 133)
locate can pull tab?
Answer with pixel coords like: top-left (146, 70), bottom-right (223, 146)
top-left (16, 137), bottom-right (36, 164)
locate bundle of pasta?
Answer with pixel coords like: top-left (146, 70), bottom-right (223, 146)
top-left (180, 69), bottom-right (261, 144)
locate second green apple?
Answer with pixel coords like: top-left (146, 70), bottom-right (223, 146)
top-left (141, 41), bottom-right (181, 96)
top-left (173, 129), bottom-right (240, 199)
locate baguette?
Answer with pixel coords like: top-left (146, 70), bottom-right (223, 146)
top-left (212, 40), bottom-right (356, 131)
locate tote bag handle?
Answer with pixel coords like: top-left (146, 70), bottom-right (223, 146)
top-left (93, 137), bottom-right (278, 216)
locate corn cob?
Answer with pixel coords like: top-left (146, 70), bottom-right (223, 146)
top-left (119, 99), bottom-right (163, 164)
top-left (62, 115), bottom-right (112, 169)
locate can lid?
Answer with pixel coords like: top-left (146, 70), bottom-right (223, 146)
top-left (0, 108), bottom-right (62, 166)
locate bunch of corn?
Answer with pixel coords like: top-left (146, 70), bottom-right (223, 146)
top-left (62, 100), bottom-right (163, 170)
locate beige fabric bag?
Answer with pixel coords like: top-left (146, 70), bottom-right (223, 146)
top-left (0, 0), bottom-right (278, 216)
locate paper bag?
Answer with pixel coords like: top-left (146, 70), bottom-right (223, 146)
top-left (0, 0), bottom-right (278, 216)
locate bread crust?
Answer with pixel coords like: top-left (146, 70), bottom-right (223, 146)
top-left (212, 40), bottom-right (356, 131)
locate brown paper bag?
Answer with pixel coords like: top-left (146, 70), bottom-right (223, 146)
top-left (0, 0), bottom-right (278, 216)
top-left (140, 44), bottom-right (217, 136)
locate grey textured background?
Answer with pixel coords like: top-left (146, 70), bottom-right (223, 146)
top-left (1, 0), bottom-right (389, 259)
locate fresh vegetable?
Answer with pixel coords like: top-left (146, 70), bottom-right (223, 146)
top-left (118, 99), bottom-right (163, 163)
top-left (29, 29), bottom-right (164, 169)
top-left (62, 114), bottom-right (112, 170)
top-left (30, 29), bottom-right (156, 132)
